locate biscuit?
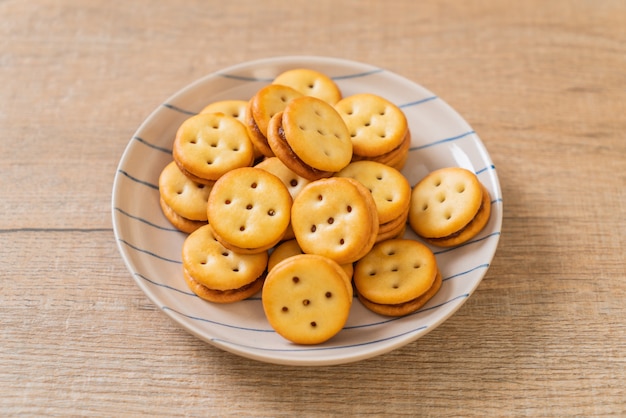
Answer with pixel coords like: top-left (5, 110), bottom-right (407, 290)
top-left (408, 167), bottom-right (491, 247)
top-left (181, 224), bottom-right (267, 303)
top-left (207, 167), bottom-right (292, 254)
top-left (267, 96), bottom-right (353, 181)
top-left (272, 68), bottom-right (342, 104)
top-left (353, 239), bottom-right (441, 316)
top-left (334, 93), bottom-right (408, 158)
top-left (268, 239), bottom-right (354, 283)
top-left (159, 197), bottom-right (207, 234)
top-left (200, 99), bottom-right (264, 161)
top-left (200, 99), bottom-right (248, 123)
top-left (158, 161), bottom-right (211, 233)
top-left (336, 160), bottom-right (411, 225)
top-left (246, 84), bottom-right (303, 158)
top-left (262, 254), bottom-right (352, 344)
top-left (172, 113), bottom-right (254, 184)
top-left (351, 128), bottom-right (411, 171)
top-left (291, 176), bottom-right (378, 265)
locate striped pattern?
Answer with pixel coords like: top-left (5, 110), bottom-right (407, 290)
top-left (112, 56), bottom-right (503, 366)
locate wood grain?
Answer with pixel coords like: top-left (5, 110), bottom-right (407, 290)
top-left (1, 0), bottom-right (624, 416)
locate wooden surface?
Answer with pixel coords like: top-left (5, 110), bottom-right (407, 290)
top-left (1, 0), bottom-right (625, 416)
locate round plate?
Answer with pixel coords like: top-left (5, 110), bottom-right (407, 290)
top-left (112, 56), bottom-right (503, 366)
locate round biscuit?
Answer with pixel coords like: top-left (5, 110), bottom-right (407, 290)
top-left (423, 184), bottom-right (492, 247)
top-left (291, 177), bottom-right (378, 265)
top-left (159, 196), bottom-right (207, 234)
top-left (354, 239), bottom-right (438, 305)
top-left (262, 254), bottom-right (351, 345)
top-left (181, 224), bottom-right (268, 292)
top-left (158, 161), bottom-right (212, 221)
top-left (358, 270), bottom-right (442, 317)
top-left (335, 93), bottom-right (408, 157)
top-left (281, 96), bottom-right (353, 173)
top-left (255, 157), bottom-right (311, 200)
top-left (272, 68), bottom-right (342, 104)
top-left (268, 239), bottom-right (354, 293)
top-left (207, 167), bottom-right (292, 252)
top-left (172, 113), bottom-right (254, 182)
top-left (249, 84), bottom-right (303, 137)
top-left (200, 99), bottom-right (248, 123)
top-left (408, 167), bottom-right (484, 239)
top-left (336, 160), bottom-right (411, 225)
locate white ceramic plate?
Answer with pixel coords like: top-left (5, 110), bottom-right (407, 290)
top-left (112, 56), bottom-right (503, 366)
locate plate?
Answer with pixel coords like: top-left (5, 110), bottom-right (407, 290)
top-left (112, 56), bottom-right (503, 366)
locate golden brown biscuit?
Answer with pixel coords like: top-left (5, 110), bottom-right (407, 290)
top-left (181, 224), bottom-right (268, 303)
top-left (172, 113), bottom-right (255, 184)
top-left (354, 239), bottom-right (441, 316)
top-left (408, 167), bottom-right (491, 247)
top-left (272, 68), bottom-right (342, 104)
top-left (207, 167), bottom-right (292, 254)
top-left (335, 93), bottom-right (408, 158)
top-left (267, 96), bottom-right (353, 181)
top-left (158, 161), bottom-right (212, 233)
top-left (291, 177), bottom-right (378, 265)
top-left (262, 254), bottom-right (352, 344)
top-left (246, 84), bottom-right (303, 158)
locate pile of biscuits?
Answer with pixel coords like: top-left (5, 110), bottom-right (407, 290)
top-left (158, 68), bottom-right (491, 345)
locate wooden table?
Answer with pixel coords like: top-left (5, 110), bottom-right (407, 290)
top-left (2, 0), bottom-right (624, 415)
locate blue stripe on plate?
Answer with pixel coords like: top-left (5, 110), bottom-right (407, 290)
top-left (135, 272), bottom-right (196, 296)
top-left (399, 95), bottom-right (438, 108)
top-left (117, 169), bottom-right (158, 190)
top-left (114, 207), bottom-right (179, 232)
top-left (118, 238), bottom-right (182, 264)
top-left (162, 103), bottom-right (197, 115)
top-left (409, 130), bottom-right (476, 151)
top-left (133, 136), bottom-right (172, 154)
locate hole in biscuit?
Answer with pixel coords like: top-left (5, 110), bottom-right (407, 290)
top-left (422, 203), bottom-right (428, 211)
top-left (190, 139), bottom-right (197, 144)
top-left (206, 160), bottom-right (213, 165)
top-left (250, 182), bottom-right (257, 189)
top-left (457, 184), bottom-right (466, 193)
top-left (325, 292), bottom-right (332, 298)
top-left (414, 263), bottom-right (421, 269)
top-left (365, 121), bottom-right (371, 127)
top-left (232, 267), bottom-right (239, 272)
top-left (307, 83), bottom-right (314, 89)
top-left (282, 306), bottom-right (289, 312)
top-left (339, 238), bottom-right (345, 245)
top-left (211, 123), bottom-right (219, 129)
top-left (210, 142), bottom-right (217, 148)
top-left (196, 184), bottom-right (205, 189)
top-left (434, 179), bottom-right (442, 187)
top-left (392, 284), bottom-right (399, 289)
top-left (380, 109), bottom-right (386, 116)
top-left (267, 209), bottom-right (275, 216)
top-left (225, 199), bottom-right (231, 205)
top-left (388, 250), bottom-right (396, 256)
top-left (239, 225), bottom-right (245, 231)
top-left (386, 196), bottom-right (394, 202)
top-left (317, 194), bottom-right (323, 201)
top-left (310, 321), bottom-right (317, 328)
top-left (200, 261), bottom-right (207, 265)
top-left (302, 299), bottom-right (310, 306)
top-left (311, 225), bottom-right (317, 233)
top-left (445, 211), bottom-right (452, 220)
top-left (290, 179), bottom-right (298, 187)
top-left (327, 217), bottom-right (334, 224)
top-left (369, 270), bottom-right (377, 276)
top-left (292, 276), bottom-right (300, 283)
top-left (221, 251), bottom-right (229, 256)
top-left (232, 146), bottom-right (239, 151)
top-left (391, 267), bottom-right (399, 272)
top-left (176, 189), bottom-right (183, 195)
top-left (346, 205), bottom-right (352, 212)
top-left (280, 95), bottom-right (287, 102)
top-left (439, 195), bottom-right (446, 203)
top-left (246, 203), bottom-right (253, 210)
